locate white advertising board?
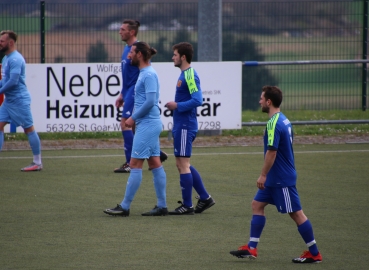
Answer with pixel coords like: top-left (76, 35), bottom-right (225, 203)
top-left (5, 61), bottom-right (242, 133)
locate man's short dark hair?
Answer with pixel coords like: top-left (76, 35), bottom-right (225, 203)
top-left (262, 86), bottom-right (283, 108)
top-left (0, 30), bottom-right (17, 42)
top-left (172, 42), bottom-right (193, 63)
top-left (123, 19), bottom-right (140, 36)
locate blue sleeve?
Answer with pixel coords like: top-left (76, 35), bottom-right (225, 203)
top-left (177, 90), bottom-right (202, 112)
top-left (0, 73), bottom-right (20, 94)
top-left (132, 92), bottom-right (156, 121)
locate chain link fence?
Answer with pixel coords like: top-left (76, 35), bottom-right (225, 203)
top-left (0, 0), bottom-right (367, 110)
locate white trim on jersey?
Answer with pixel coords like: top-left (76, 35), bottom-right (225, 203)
top-left (180, 129), bottom-right (187, 156)
top-left (282, 187), bottom-right (293, 213)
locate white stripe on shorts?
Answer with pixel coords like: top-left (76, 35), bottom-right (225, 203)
top-left (180, 129), bottom-right (187, 156)
top-left (282, 187), bottom-right (293, 213)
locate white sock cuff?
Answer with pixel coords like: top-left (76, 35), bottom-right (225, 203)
top-left (250, 237), bottom-right (260, 242)
top-left (306, 240), bottom-right (316, 247)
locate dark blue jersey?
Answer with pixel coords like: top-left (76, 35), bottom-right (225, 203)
top-left (173, 67), bottom-right (202, 132)
top-left (121, 44), bottom-right (139, 100)
top-left (263, 112), bottom-right (297, 187)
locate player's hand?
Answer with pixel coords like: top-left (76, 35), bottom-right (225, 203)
top-left (257, 175), bottom-right (266, 190)
top-left (165, 101), bottom-right (177, 110)
top-left (125, 117), bottom-right (134, 128)
top-left (115, 94), bottom-right (124, 108)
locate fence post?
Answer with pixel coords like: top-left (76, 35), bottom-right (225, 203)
top-left (40, 1), bottom-right (45, 64)
top-left (362, 0), bottom-right (368, 111)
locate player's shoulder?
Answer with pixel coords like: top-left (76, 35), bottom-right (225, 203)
top-left (277, 112), bottom-right (291, 125)
top-left (144, 66), bottom-right (158, 76)
top-left (7, 51), bottom-right (25, 64)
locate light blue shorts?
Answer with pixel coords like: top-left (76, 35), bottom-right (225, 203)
top-left (131, 118), bottom-right (162, 159)
top-left (0, 101), bottom-right (34, 128)
top-left (254, 185), bottom-right (302, 214)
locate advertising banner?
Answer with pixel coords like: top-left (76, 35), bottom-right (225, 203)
top-left (5, 61), bottom-right (242, 133)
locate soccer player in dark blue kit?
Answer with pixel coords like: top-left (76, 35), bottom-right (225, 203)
top-left (166, 42), bottom-right (215, 215)
top-left (230, 86), bottom-right (322, 263)
top-left (114, 19), bottom-right (167, 173)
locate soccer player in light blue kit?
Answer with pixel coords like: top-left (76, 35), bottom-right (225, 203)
top-left (230, 86), bottom-right (322, 263)
top-left (104, 42), bottom-right (167, 216)
top-left (114, 19), bottom-right (167, 173)
top-left (0, 30), bottom-right (42, 171)
top-left (166, 42), bottom-right (215, 215)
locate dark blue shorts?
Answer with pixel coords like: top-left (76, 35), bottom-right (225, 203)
top-left (172, 129), bottom-right (197, 157)
top-left (121, 96), bottom-right (134, 119)
top-left (254, 185), bottom-right (302, 213)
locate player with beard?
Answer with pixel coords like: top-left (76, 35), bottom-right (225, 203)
top-left (104, 42), bottom-right (168, 216)
top-left (230, 86), bottom-right (322, 264)
top-left (0, 30), bottom-right (42, 171)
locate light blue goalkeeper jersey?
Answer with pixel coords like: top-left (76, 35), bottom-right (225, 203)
top-left (132, 66), bottom-right (160, 124)
top-left (0, 50), bottom-right (31, 105)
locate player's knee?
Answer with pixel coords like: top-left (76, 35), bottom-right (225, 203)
top-left (251, 200), bottom-right (265, 215)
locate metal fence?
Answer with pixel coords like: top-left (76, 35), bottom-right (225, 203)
top-left (0, 0), bottom-right (367, 110)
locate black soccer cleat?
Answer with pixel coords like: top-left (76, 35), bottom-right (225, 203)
top-left (169, 201), bottom-right (194, 215)
top-left (230, 245), bottom-right (258, 259)
top-left (114, 162), bottom-right (131, 173)
top-left (160, 151), bottom-right (168, 163)
top-left (194, 196), bottom-right (215, 213)
top-left (141, 205), bottom-right (169, 216)
top-left (103, 204), bottom-right (130, 217)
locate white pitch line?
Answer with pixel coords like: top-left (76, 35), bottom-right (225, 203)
top-left (1, 149), bottom-right (369, 160)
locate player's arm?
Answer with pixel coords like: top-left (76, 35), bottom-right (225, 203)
top-left (115, 93), bottom-right (124, 108)
top-left (131, 92), bottom-right (156, 121)
top-left (257, 117), bottom-right (280, 189)
top-left (131, 76), bottom-right (157, 120)
top-left (116, 64), bottom-right (125, 107)
top-left (177, 90), bottom-right (202, 112)
top-left (176, 73), bottom-right (202, 112)
top-left (0, 73), bottom-right (19, 94)
top-left (257, 150), bottom-right (277, 190)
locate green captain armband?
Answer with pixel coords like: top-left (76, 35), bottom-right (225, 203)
top-left (184, 68), bottom-right (198, 94)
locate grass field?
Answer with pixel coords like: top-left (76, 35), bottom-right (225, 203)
top-left (1, 144), bottom-right (369, 269)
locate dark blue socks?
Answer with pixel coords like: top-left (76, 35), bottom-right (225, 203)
top-left (298, 219), bottom-right (319, 256)
top-left (122, 130), bottom-right (133, 164)
top-left (248, 215), bottom-right (266, 248)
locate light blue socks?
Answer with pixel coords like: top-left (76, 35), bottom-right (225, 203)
top-left (121, 168), bottom-right (142, 210)
top-left (152, 166), bottom-right (167, 208)
top-left (27, 130), bottom-right (42, 164)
